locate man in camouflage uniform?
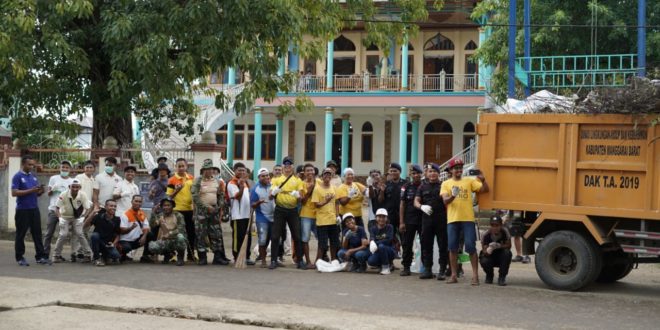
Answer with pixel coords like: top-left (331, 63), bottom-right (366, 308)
top-left (191, 159), bottom-right (229, 266)
top-left (148, 198), bottom-right (187, 266)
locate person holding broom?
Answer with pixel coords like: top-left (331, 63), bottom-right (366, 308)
top-left (227, 162), bottom-right (254, 265)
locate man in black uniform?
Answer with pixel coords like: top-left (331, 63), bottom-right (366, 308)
top-left (399, 164), bottom-right (423, 276)
top-left (379, 163), bottom-right (406, 253)
top-left (414, 163), bottom-right (449, 280)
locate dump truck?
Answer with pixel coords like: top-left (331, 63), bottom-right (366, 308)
top-left (475, 113), bottom-right (660, 290)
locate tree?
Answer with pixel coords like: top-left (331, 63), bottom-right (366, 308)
top-left (472, 0), bottom-right (660, 103)
top-left (0, 0), bottom-right (436, 147)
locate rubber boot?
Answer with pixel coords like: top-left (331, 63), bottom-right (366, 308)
top-left (218, 249), bottom-right (230, 264)
top-left (198, 252), bottom-right (208, 266)
top-left (176, 251), bottom-right (184, 266)
top-left (212, 251), bottom-right (229, 265)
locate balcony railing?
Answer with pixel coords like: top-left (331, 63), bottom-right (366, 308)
top-left (294, 73), bottom-right (481, 93)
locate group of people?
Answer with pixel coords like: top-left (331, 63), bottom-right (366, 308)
top-left (12, 153), bottom-right (519, 286)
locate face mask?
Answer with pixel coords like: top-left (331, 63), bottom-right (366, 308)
top-left (105, 166), bottom-right (114, 174)
top-left (60, 171), bottom-right (69, 177)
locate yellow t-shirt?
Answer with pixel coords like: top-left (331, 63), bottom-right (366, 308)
top-left (441, 177), bottom-right (483, 223)
top-left (271, 174), bottom-right (304, 209)
top-left (311, 184), bottom-right (337, 226)
top-left (336, 182), bottom-right (365, 217)
top-left (299, 180), bottom-right (319, 219)
top-left (166, 173), bottom-right (194, 211)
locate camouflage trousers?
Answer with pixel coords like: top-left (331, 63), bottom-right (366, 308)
top-left (148, 234), bottom-right (187, 255)
top-left (195, 211), bottom-right (225, 254)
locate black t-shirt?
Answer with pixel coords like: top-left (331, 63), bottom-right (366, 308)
top-left (401, 181), bottom-right (422, 225)
top-left (415, 180), bottom-right (447, 221)
top-left (384, 179), bottom-right (406, 216)
top-left (482, 228), bottom-right (511, 247)
top-left (92, 213), bottom-right (121, 243)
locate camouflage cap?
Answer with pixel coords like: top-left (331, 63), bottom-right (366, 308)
top-left (201, 159), bottom-right (214, 170)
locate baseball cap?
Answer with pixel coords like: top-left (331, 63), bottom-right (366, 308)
top-left (326, 160), bottom-right (338, 168)
top-left (389, 163), bottom-right (402, 172)
top-left (411, 164), bottom-right (423, 173)
top-left (70, 179), bottom-right (81, 186)
top-left (425, 163), bottom-right (440, 173)
top-left (342, 213), bottom-right (355, 221)
top-left (60, 160), bottom-right (72, 167)
top-left (322, 167), bottom-right (333, 175)
top-left (257, 168), bottom-right (269, 176)
top-left (448, 158), bottom-right (464, 169)
top-left (376, 208), bottom-right (388, 216)
top-left (282, 156), bottom-right (294, 165)
top-left (490, 215), bottom-right (503, 224)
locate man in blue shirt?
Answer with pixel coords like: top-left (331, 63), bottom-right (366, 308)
top-left (250, 168), bottom-right (275, 268)
top-left (368, 208), bottom-right (396, 275)
top-left (337, 213), bottom-right (370, 272)
top-left (11, 155), bottom-right (49, 266)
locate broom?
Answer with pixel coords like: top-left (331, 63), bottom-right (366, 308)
top-left (234, 210), bottom-right (255, 269)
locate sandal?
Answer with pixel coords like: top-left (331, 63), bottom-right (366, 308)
top-left (471, 278), bottom-right (480, 286)
top-left (446, 277), bottom-right (458, 284)
top-left (306, 263), bottom-right (316, 270)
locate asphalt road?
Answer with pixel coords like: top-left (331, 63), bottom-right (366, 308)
top-left (2, 239), bottom-right (660, 329)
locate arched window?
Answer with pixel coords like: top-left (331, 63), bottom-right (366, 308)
top-left (361, 122), bottom-right (373, 162)
top-left (304, 121), bottom-right (316, 161)
top-left (463, 122), bottom-right (475, 133)
top-left (425, 119), bottom-right (453, 133)
top-left (408, 43), bottom-right (415, 51)
top-left (464, 40), bottom-right (478, 50)
top-left (334, 35), bottom-right (356, 51)
top-left (366, 43), bottom-right (379, 51)
top-left (424, 33), bottom-right (454, 51)
top-left (463, 122), bottom-right (475, 149)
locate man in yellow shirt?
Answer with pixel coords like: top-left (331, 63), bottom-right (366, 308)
top-left (312, 168), bottom-right (340, 263)
top-left (299, 163), bottom-right (318, 269)
top-left (166, 158), bottom-right (195, 262)
top-left (441, 158), bottom-right (489, 285)
top-left (269, 156), bottom-right (304, 270)
top-left (337, 167), bottom-right (366, 231)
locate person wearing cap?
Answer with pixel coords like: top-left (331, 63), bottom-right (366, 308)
top-left (52, 179), bottom-right (93, 263)
top-left (149, 163), bottom-right (171, 210)
top-left (480, 215), bottom-right (512, 286)
top-left (399, 164), bottom-right (424, 276)
top-left (337, 213), bottom-right (370, 272)
top-left (114, 165), bottom-right (140, 215)
top-left (166, 158), bottom-right (196, 262)
top-left (150, 156), bottom-right (169, 180)
top-left (299, 163), bottom-right (319, 269)
top-left (368, 208), bottom-right (396, 275)
top-left (379, 162), bottom-right (406, 253)
top-left (118, 195), bottom-right (150, 262)
top-left (337, 168), bottom-right (366, 231)
top-left (269, 156), bottom-right (305, 269)
top-left (325, 160), bottom-right (343, 188)
top-left (250, 167), bottom-right (275, 268)
top-left (94, 156), bottom-right (123, 212)
top-left (43, 160), bottom-right (74, 259)
top-left (191, 159), bottom-right (228, 265)
top-left (366, 169), bottom-right (385, 233)
top-left (73, 160), bottom-right (98, 260)
top-left (227, 162), bottom-right (254, 265)
top-left (147, 198), bottom-right (187, 266)
top-left (441, 157), bottom-right (489, 285)
top-left (414, 163), bottom-right (449, 280)
top-left (84, 200), bottom-right (122, 266)
top-left (312, 167), bottom-right (340, 264)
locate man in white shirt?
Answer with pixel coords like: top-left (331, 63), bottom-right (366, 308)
top-left (226, 162), bottom-right (254, 265)
top-left (43, 160), bottom-right (74, 258)
top-left (74, 160), bottom-right (98, 259)
top-left (95, 157), bottom-right (122, 208)
top-left (52, 179), bottom-right (93, 263)
top-left (118, 195), bottom-right (150, 262)
top-left (114, 166), bottom-right (140, 215)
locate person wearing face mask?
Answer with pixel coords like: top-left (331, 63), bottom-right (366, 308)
top-left (43, 160), bottom-right (74, 259)
top-left (52, 179), bottom-right (93, 263)
top-left (114, 166), bottom-right (140, 216)
top-left (94, 157), bottom-right (123, 211)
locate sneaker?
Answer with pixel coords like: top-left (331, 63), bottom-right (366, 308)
top-left (380, 266), bottom-right (391, 275)
top-left (268, 261), bottom-right (277, 270)
top-left (357, 264), bottom-right (367, 273)
top-left (400, 267), bottom-right (411, 276)
top-left (246, 259), bottom-right (256, 266)
top-left (498, 276), bottom-right (507, 286)
top-left (512, 255), bottom-right (523, 262)
top-left (522, 256), bottom-right (531, 264)
top-left (17, 258), bottom-right (29, 266)
top-left (70, 254), bottom-right (77, 263)
top-left (485, 274), bottom-right (494, 284)
top-left (350, 263), bottom-right (360, 273)
top-left (94, 259), bottom-right (105, 267)
top-left (81, 256), bottom-right (92, 263)
top-left (297, 261), bottom-right (307, 270)
top-left (37, 258), bottom-right (52, 265)
top-left (53, 256), bottom-right (66, 263)
top-left (436, 271), bottom-right (447, 281)
top-left (419, 270), bottom-right (433, 279)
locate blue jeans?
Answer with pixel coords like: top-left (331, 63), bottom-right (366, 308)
top-left (448, 221), bottom-right (477, 254)
top-left (338, 248), bottom-right (370, 264)
top-left (256, 221), bottom-right (273, 247)
top-left (91, 232), bottom-right (120, 261)
top-left (367, 243), bottom-right (396, 267)
top-left (300, 217), bottom-right (315, 243)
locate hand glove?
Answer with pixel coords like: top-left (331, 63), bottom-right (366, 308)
top-left (271, 186), bottom-right (281, 196)
top-left (336, 216), bottom-right (342, 225)
top-left (486, 246), bottom-right (494, 255)
top-left (489, 242), bottom-right (501, 249)
top-left (366, 177), bottom-right (373, 187)
top-left (290, 190), bottom-right (301, 198)
top-left (364, 187), bottom-right (370, 197)
top-left (451, 186), bottom-right (460, 197)
top-left (420, 205), bottom-right (433, 216)
top-left (369, 241), bottom-right (378, 253)
top-left (344, 231), bottom-right (353, 239)
top-left (348, 188), bottom-right (357, 198)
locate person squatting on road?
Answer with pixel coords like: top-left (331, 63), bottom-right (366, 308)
top-left (250, 168), bottom-right (275, 268)
top-left (415, 163), bottom-right (449, 281)
top-left (53, 179), bottom-right (93, 263)
top-left (368, 208), bottom-right (396, 275)
top-left (338, 213), bottom-right (370, 273)
top-left (191, 159), bottom-right (229, 266)
top-left (84, 200), bottom-right (121, 266)
top-left (441, 158), bottom-right (489, 285)
top-left (399, 164), bottom-right (423, 277)
top-left (480, 215), bottom-right (513, 286)
top-left (118, 195), bottom-right (150, 263)
top-left (148, 198), bottom-right (187, 266)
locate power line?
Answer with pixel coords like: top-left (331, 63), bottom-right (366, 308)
top-left (343, 18), bottom-right (660, 29)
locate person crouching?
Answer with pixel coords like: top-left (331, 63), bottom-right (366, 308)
top-left (148, 198), bottom-right (187, 266)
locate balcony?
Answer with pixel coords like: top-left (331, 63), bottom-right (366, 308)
top-left (295, 73), bottom-right (481, 93)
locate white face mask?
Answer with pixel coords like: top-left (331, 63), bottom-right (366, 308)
top-left (105, 166), bottom-right (114, 174)
top-left (60, 171), bottom-right (69, 177)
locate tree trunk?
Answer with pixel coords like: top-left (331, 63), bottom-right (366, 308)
top-left (92, 112), bottom-right (133, 148)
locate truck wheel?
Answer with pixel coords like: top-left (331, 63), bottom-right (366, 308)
top-left (596, 250), bottom-right (634, 283)
top-left (535, 230), bottom-right (603, 291)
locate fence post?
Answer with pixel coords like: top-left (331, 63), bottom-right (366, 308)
top-left (190, 131), bottom-right (226, 175)
top-left (439, 70), bottom-right (446, 91)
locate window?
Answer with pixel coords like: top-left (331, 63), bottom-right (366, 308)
top-left (424, 33), bottom-right (454, 51)
top-left (463, 122), bottom-right (476, 149)
top-left (465, 40), bottom-right (478, 50)
top-left (406, 122), bottom-right (413, 162)
top-left (366, 55), bottom-right (380, 74)
top-left (425, 119), bottom-right (453, 133)
top-left (235, 133), bottom-right (244, 159)
top-left (304, 121), bottom-right (316, 161)
top-left (366, 43), bottom-right (379, 51)
top-left (248, 133), bottom-right (276, 160)
top-left (334, 35), bottom-right (356, 51)
top-left (408, 43), bottom-right (414, 51)
top-left (216, 125), bottom-right (244, 159)
top-left (361, 122), bottom-right (373, 162)
top-left (332, 119), bottom-right (353, 167)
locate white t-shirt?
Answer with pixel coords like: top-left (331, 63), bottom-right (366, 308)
top-left (227, 182), bottom-right (251, 220)
top-left (119, 213), bottom-right (150, 241)
top-left (114, 179), bottom-right (140, 215)
top-left (75, 173), bottom-right (98, 204)
top-left (96, 172), bottom-right (123, 206)
top-left (48, 175), bottom-right (74, 211)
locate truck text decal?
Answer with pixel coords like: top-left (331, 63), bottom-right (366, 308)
top-left (584, 175), bottom-right (640, 189)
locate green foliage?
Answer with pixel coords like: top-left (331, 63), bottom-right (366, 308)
top-left (471, 0), bottom-right (660, 103)
top-left (1, 0), bottom-right (431, 146)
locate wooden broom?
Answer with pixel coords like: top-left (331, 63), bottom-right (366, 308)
top-left (234, 210), bottom-right (255, 269)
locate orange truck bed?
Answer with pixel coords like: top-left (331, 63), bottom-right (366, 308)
top-left (476, 113), bottom-right (660, 221)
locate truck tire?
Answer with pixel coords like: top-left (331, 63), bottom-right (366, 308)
top-left (596, 250), bottom-right (634, 283)
top-left (535, 230), bottom-right (603, 291)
